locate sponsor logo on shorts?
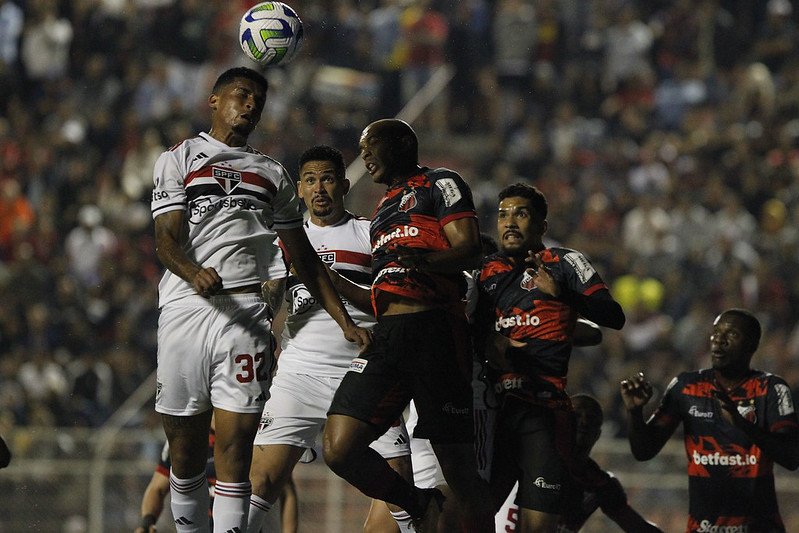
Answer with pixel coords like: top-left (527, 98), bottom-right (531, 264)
top-left (692, 450), bottom-right (758, 466)
top-left (442, 402), bottom-right (470, 415)
top-left (688, 405), bottom-right (714, 419)
top-left (349, 358), bottom-right (368, 373)
top-left (257, 413), bottom-right (274, 434)
top-left (434, 178), bottom-right (462, 207)
top-left (697, 522), bottom-right (749, 533)
top-left (534, 477), bottom-right (561, 491)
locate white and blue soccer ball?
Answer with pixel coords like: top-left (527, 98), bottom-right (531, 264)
top-left (239, 2), bottom-right (304, 66)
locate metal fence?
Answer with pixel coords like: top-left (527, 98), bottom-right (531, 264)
top-left (2, 425), bottom-right (798, 533)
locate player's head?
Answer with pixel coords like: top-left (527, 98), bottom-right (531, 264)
top-left (208, 67), bottom-right (269, 142)
top-left (710, 308), bottom-right (761, 376)
top-left (298, 145), bottom-right (349, 224)
top-left (496, 183), bottom-right (548, 258)
top-left (359, 119), bottom-right (419, 185)
top-left (572, 393), bottom-right (603, 459)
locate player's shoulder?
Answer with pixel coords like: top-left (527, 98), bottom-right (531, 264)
top-left (479, 251), bottom-right (513, 282)
top-left (166, 134), bottom-right (204, 153)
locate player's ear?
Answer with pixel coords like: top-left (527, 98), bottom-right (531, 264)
top-left (209, 93), bottom-right (218, 110)
top-left (342, 178), bottom-right (350, 195)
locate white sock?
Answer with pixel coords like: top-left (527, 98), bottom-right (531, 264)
top-left (247, 493), bottom-right (272, 533)
top-left (170, 470), bottom-right (211, 533)
top-left (392, 509), bottom-right (416, 531)
top-left (213, 480), bottom-right (251, 533)
top-left (260, 499), bottom-right (282, 533)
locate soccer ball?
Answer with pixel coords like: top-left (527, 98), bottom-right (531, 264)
top-left (239, 2), bottom-right (304, 67)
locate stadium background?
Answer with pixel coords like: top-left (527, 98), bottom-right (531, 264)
top-left (1, 0), bottom-right (799, 530)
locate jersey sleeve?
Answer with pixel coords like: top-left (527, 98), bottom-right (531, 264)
top-left (429, 169), bottom-right (478, 227)
top-left (268, 164), bottom-right (303, 230)
top-left (554, 248), bottom-right (609, 296)
top-left (649, 374), bottom-right (684, 428)
top-left (765, 375), bottom-right (799, 432)
top-left (151, 149), bottom-right (187, 219)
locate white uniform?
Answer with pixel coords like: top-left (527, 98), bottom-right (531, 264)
top-left (255, 212), bottom-right (410, 458)
top-left (152, 132), bottom-right (299, 416)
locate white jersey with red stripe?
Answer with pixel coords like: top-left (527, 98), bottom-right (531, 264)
top-left (151, 132), bottom-right (301, 307)
top-left (277, 211), bottom-right (374, 377)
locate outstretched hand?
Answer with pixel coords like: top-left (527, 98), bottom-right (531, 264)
top-left (620, 372), bottom-right (654, 411)
top-left (711, 388), bottom-right (740, 425)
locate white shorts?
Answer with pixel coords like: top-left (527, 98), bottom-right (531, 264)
top-left (253, 371), bottom-right (410, 458)
top-left (155, 294), bottom-right (275, 416)
top-left (407, 401), bottom-right (446, 489)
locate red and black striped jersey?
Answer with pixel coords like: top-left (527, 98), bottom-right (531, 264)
top-left (650, 369), bottom-right (798, 532)
top-left (369, 167), bottom-right (477, 312)
top-left (477, 247), bottom-right (609, 403)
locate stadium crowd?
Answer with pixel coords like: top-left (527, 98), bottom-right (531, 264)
top-left (1, 0), bottom-right (799, 449)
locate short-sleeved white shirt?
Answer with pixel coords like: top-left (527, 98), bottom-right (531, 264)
top-left (151, 132), bottom-right (301, 307)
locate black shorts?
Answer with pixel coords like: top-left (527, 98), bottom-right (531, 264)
top-left (493, 399), bottom-right (574, 514)
top-left (328, 309), bottom-right (474, 444)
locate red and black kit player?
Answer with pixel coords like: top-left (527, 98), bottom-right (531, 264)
top-left (621, 308), bottom-right (799, 533)
top-left (324, 118), bottom-right (496, 532)
top-left (475, 182), bottom-right (625, 532)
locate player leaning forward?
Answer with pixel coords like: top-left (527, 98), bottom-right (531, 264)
top-left (151, 67), bottom-right (371, 533)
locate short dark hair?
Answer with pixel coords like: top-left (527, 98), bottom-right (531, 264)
top-left (498, 182), bottom-right (548, 220)
top-left (298, 145), bottom-right (346, 180)
top-left (720, 308), bottom-right (762, 352)
top-left (212, 67), bottom-right (268, 95)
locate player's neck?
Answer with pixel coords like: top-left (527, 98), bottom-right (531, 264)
top-left (386, 164), bottom-right (422, 188)
top-left (208, 127), bottom-right (248, 147)
top-left (310, 210), bottom-right (347, 227)
top-left (714, 368), bottom-right (752, 391)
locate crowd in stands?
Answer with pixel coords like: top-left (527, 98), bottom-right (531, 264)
top-left (1, 0), bottom-right (799, 443)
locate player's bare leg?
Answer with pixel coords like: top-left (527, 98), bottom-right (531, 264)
top-left (212, 408), bottom-right (260, 533)
top-left (364, 454), bottom-right (415, 533)
top-left (248, 443), bottom-right (306, 532)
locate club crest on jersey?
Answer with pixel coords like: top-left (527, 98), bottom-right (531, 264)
top-left (737, 402), bottom-right (757, 423)
top-left (213, 166), bottom-right (242, 194)
top-left (398, 190), bottom-right (417, 212)
top-left (520, 269), bottom-right (537, 290)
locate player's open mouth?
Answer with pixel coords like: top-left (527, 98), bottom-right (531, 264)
top-left (503, 232), bottom-right (522, 243)
top-left (365, 163), bottom-right (377, 174)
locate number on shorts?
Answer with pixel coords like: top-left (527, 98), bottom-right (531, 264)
top-left (235, 351), bottom-right (271, 383)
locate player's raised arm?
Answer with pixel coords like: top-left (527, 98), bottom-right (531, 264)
top-left (277, 225), bottom-right (372, 351)
top-left (620, 373), bottom-right (676, 461)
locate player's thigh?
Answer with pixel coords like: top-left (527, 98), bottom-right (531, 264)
top-left (161, 410), bottom-right (214, 477)
top-left (208, 295), bottom-right (275, 414)
top-left (254, 372), bottom-right (335, 448)
top-left (213, 407), bottom-right (261, 480)
top-left (518, 507), bottom-right (559, 533)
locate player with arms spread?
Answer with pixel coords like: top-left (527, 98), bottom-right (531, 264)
top-left (151, 67), bottom-right (370, 533)
top-left (475, 182), bottom-right (625, 533)
top-left (620, 308), bottom-right (799, 533)
top-left (323, 118), bottom-right (496, 532)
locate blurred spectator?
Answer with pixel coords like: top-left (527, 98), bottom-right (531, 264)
top-left (64, 204), bottom-right (118, 289)
top-left (0, 179), bottom-right (35, 259)
top-left (20, 0), bottom-right (73, 84)
top-left (492, 0), bottom-right (537, 130)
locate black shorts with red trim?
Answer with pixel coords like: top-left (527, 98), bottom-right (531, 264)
top-left (327, 308), bottom-right (474, 444)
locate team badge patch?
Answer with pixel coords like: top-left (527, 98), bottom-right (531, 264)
top-left (520, 269), bottom-right (536, 291)
top-left (349, 358), bottom-right (368, 373)
top-left (775, 383), bottom-right (795, 416)
top-left (435, 178), bottom-right (462, 207)
top-left (563, 251), bottom-right (595, 284)
top-left (399, 190), bottom-right (417, 212)
top-left (213, 166), bottom-right (242, 194)
top-left (258, 412), bottom-right (274, 434)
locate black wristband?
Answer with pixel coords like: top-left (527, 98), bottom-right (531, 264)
top-left (140, 514), bottom-right (156, 530)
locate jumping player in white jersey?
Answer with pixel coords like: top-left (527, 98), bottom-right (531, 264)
top-left (247, 145), bottom-right (414, 533)
top-left (151, 67), bottom-right (371, 533)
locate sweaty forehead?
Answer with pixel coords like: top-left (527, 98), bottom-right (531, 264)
top-left (498, 197), bottom-right (532, 211)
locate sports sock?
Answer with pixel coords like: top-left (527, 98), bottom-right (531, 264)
top-left (391, 509), bottom-right (415, 531)
top-left (212, 480), bottom-right (251, 533)
top-left (247, 493), bottom-right (272, 533)
top-left (170, 470), bottom-right (211, 533)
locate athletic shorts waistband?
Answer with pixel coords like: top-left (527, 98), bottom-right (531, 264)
top-left (165, 293), bottom-right (265, 308)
